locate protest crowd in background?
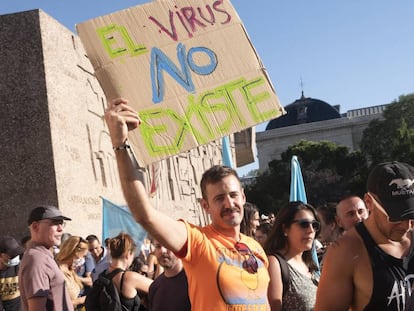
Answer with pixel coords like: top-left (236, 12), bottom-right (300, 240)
top-left (2, 0), bottom-right (414, 309)
top-left (1, 160), bottom-right (414, 310)
top-left (7, 94), bottom-right (414, 311)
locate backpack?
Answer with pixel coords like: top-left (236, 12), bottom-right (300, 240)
top-left (272, 253), bottom-right (290, 297)
top-left (85, 268), bottom-right (127, 311)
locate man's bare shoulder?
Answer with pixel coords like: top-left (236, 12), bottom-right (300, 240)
top-left (316, 227), bottom-right (371, 311)
top-left (324, 228), bottom-right (365, 263)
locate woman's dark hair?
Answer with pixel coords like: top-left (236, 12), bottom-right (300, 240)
top-left (130, 256), bottom-right (147, 274)
top-left (264, 201), bottom-right (320, 273)
top-left (257, 222), bottom-right (272, 235)
top-left (316, 202), bottom-right (337, 225)
top-left (108, 232), bottom-right (137, 259)
top-left (240, 202), bottom-right (259, 237)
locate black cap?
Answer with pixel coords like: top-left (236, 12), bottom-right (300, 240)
top-left (367, 161), bottom-right (414, 221)
top-left (0, 236), bottom-right (24, 258)
top-left (28, 205), bottom-right (72, 225)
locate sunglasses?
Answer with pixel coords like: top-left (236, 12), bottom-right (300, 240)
top-left (235, 242), bottom-right (258, 274)
top-left (291, 219), bottom-right (320, 231)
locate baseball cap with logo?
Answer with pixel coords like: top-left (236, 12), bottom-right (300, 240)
top-left (28, 205), bottom-right (72, 225)
top-left (367, 161), bottom-right (414, 221)
top-left (0, 236), bottom-right (24, 258)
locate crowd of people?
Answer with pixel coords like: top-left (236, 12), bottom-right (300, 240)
top-left (0, 205), bottom-right (192, 311)
top-left (0, 97), bottom-right (413, 311)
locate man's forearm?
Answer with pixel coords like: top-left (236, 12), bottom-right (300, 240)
top-left (114, 147), bottom-right (153, 224)
top-left (113, 147), bottom-right (187, 252)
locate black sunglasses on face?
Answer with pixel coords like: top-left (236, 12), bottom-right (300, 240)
top-left (292, 219), bottom-right (320, 231)
top-left (234, 242), bottom-right (258, 274)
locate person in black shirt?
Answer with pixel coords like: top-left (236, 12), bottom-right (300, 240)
top-left (148, 239), bottom-right (190, 311)
top-left (316, 161), bottom-right (414, 311)
top-left (0, 236), bottom-right (25, 311)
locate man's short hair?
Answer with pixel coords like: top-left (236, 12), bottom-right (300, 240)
top-left (86, 234), bottom-right (100, 243)
top-left (200, 165), bottom-right (240, 200)
top-left (336, 195), bottom-right (365, 216)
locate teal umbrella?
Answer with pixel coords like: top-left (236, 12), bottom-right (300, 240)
top-left (290, 155), bottom-right (320, 274)
top-left (290, 156), bottom-right (307, 203)
top-left (222, 136), bottom-right (234, 168)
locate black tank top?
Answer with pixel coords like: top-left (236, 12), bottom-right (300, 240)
top-left (119, 271), bottom-right (141, 311)
top-left (355, 222), bottom-right (414, 311)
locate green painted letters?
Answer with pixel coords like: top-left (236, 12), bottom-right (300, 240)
top-left (97, 24), bottom-right (147, 58)
top-left (138, 76), bottom-right (279, 158)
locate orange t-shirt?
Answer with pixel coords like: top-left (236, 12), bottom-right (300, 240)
top-left (180, 221), bottom-right (270, 311)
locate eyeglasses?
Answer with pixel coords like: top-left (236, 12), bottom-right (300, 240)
top-left (291, 219), bottom-right (320, 231)
top-left (38, 219), bottom-right (66, 228)
top-left (235, 242), bottom-right (258, 274)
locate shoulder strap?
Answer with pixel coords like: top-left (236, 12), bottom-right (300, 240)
top-left (272, 253), bottom-right (290, 297)
top-left (104, 268), bottom-right (128, 310)
top-left (105, 268), bottom-right (125, 280)
top-left (120, 270), bottom-right (126, 293)
top-left (355, 222), bottom-right (376, 249)
top-left (407, 230), bottom-right (414, 267)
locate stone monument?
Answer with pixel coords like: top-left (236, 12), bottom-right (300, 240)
top-left (0, 9), bottom-right (234, 240)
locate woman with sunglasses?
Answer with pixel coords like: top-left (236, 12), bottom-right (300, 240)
top-left (55, 236), bottom-right (89, 310)
top-left (264, 201), bottom-right (320, 311)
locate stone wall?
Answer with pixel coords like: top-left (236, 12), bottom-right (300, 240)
top-left (0, 9), bottom-right (228, 240)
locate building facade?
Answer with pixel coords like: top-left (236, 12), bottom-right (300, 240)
top-left (256, 93), bottom-right (387, 171)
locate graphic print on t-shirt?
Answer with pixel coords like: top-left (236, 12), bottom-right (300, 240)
top-left (215, 245), bottom-right (268, 308)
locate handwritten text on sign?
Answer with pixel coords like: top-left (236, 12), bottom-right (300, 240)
top-left (77, 0), bottom-right (282, 163)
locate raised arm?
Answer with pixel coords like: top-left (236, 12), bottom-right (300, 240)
top-left (104, 98), bottom-right (187, 253)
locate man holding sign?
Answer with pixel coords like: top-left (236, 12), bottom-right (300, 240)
top-left (105, 97), bottom-right (270, 310)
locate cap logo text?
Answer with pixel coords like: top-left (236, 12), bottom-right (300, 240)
top-left (389, 179), bottom-right (414, 190)
top-left (389, 178), bottom-right (414, 196)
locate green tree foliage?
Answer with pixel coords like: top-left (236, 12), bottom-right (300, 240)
top-left (244, 140), bottom-right (368, 215)
top-left (360, 94), bottom-right (414, 166)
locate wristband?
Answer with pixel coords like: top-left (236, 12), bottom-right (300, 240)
top-left (113, 143), bottom-right (130, 151)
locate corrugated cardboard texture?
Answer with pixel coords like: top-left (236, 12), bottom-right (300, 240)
top-left (77, 0), bottom-right (284, 166)
top-left (234, 128), bottom-right (256, 167)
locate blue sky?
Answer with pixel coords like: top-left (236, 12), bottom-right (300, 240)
top-left (2, 1), bottom-right (414, 175)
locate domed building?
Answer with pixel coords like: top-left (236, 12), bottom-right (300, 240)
top-left (266, 92), bottom-right (341, 130)
top-left (256, 92), bottom-right (387, 172)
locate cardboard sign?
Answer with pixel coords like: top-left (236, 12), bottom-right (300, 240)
top-left (77, 0), bottom-right (284, 166)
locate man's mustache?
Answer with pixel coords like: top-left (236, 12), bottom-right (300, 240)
top-left (221, 206), bottom-right (241, 216)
